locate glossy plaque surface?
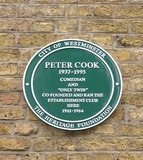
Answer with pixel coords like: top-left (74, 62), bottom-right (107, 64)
top-left (23, 39), bottom-right (122, 130)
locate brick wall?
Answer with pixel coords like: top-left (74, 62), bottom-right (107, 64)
top-left (0, 0), bottom-right (143, 160)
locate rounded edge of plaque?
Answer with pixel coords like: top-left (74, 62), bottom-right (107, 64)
top-left (23, 39), bottom-right (122, 131)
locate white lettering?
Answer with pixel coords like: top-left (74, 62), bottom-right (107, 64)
top-left (53, 43), bottom-right (61, 48)
top-left (60, 77), bottom-right (86, 82)
top-left (44, 115), bottom-right (75, 129)
top-left (63, 41), bottom-right (106, 58)
top-left (45, 62), bottom-right (73, 68)
top-left (68, 83), bottom-right (78, 87)
top-left (45, 62), bottom-right (99, 68)
top-left (77, 106), bottom-right (113, 128)
top-left (38, 47), bottom-right (51, 57)
top-left (74, 62), bottom-right (100, 68)
top-left (34, 106), bottom-right (44, 116)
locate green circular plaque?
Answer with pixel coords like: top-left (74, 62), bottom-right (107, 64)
top-left (23, 39), bottom-right (122, 130)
